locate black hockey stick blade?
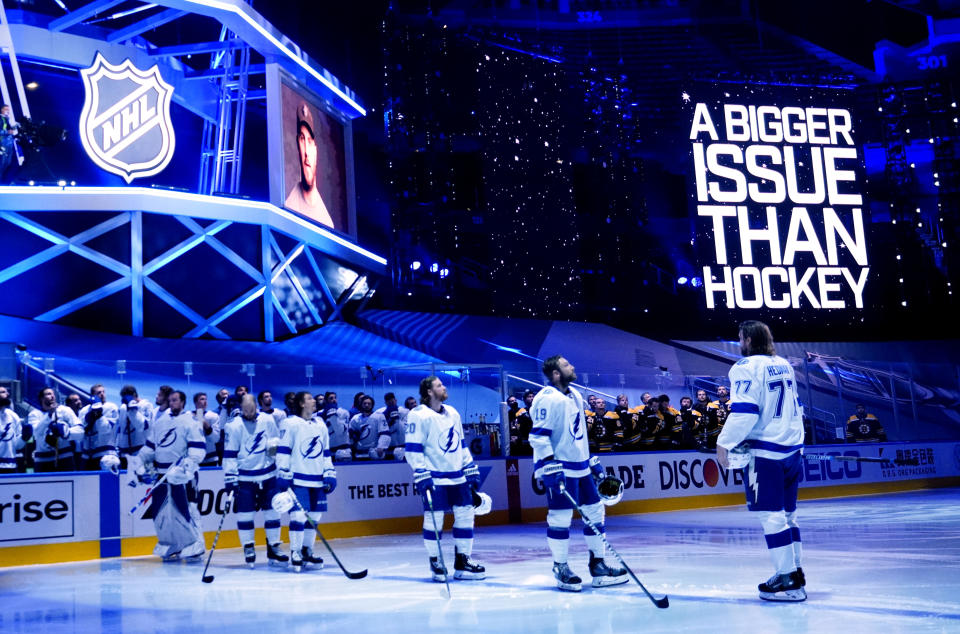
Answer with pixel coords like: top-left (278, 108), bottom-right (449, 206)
top-left (201, 574), bottom-right (215, 583)
top-left (291, 495), bottom-right (368, 580)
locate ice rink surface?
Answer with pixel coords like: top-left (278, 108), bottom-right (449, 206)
top-left (2, 488), bottom-right (959, 634)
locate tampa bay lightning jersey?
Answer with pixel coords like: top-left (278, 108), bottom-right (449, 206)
top-left (349, 412), bottom-right (388, 453)
top-left (277, 415), bottom-right (334, 488)
top-left (404, 404), bottom-right (473, 485)
top-left (139, 410), bottom-right (206, 473)
top-left (223, 412), bottom-right (279, 483)
top-left (116, 398), bottom-right (153, 454)
top-left (321, 406), bottom-right (351, 452)
top-left (717, 354), bottom-right (805, 461)
top-left (0, 407), bottom-right (24, 469)
top-left (78, 402), bottom-right (120, 461)
top-left (27, 406), bottom-right (83, 465)
top-left (529, 385), bottom-right (590, 477)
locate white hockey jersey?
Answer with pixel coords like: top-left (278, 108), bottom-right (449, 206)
top-left (192, 409), bottom-right (221, 465)
top-left (27, 406), bottom-right (83, 466)
top-left (404, 404), bottom-right (473, 485)
top-left (223, 412), bottom-right (279, 483)
top-left (261, 407), bottom-right (286, 428)
top-left (717, 354), bottom-right (805, 461)
top-left (277, 415), bottom-right (335, 488)
top-left (375, 406), bottom-right (409, 451)
top-left (139, 410), bottom-right (206, 474)
top-left (529, 385), bottom-right (591, 478)
top-left (349, 411), bottom-right (388, 455)
top-left (321, 406), bottom-right (351, 452)
top-left (78, 402), bottom-right (120, 461)
top-left (116, 398), bottom-right (153, 455)
top-left (0, 407), bottom-right (24, 469)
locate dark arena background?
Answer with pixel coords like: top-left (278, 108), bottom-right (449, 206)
top-left (0, 1), bottom-right (959, 631)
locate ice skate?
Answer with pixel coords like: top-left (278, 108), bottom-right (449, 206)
top-left (589, 551), bottom-right (628, 587)
top-left (243, 543), bottom-right (256, 569)
top-left (267, 542), bottom-right (288, 567)
top-left (552, 561), bottom-right (582, 592)
top-left (758, 572), bottom-right (807, 602)
top-left (301, 547), bottom-right (324, 569)
top-left (792, 567), bottom-right (806, 587)
top-left (453, 549), bottom-right (486, 580)
top-left (290, 550), bottom-right (303, 573)
top-left (429, 556), bottom-right (447, 582)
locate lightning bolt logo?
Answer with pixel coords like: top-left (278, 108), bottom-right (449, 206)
top-left (301, 434), bottom-right (325, 459)
top-left (439, 425), bottom-right (460, 454)
top-left (748, 463), bottom-right (759, 503)
top-left (570, 411), bottom-right (584, 441)
top-left (0, 423), bottom-right (12, 442)
top-left (159, 428), bottom-right (177, 447)
top-left (247, 430), bottom-right (265, 454)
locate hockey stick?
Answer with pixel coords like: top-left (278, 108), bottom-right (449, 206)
top-left (201, 492), bottom-right (235, 583)
top-left (424, 488), bottom-right (451, 599)
top-left (128, 470), bottom-right (170, 516)
top-left (557, 481), bottom-right (668, 609)
top-left (289, 494), bottom-right (367, 579)
top-left (803, 453), bottom-right (919, 466)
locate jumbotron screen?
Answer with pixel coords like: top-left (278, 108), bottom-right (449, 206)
top-left (275, 79), bottom-right (351, 235)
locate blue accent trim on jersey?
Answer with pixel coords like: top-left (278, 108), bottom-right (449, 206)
top-left (764, 528), bottom-right (793, 549)
top-left (324, 450), bottom-right (331, 457)
top-left (529, 427), bottom-right (552, 437)
top-left (750, 440), bottom-right (804, 454)
top-left (461, 440), bottom-right (468, 448)
top-left (536, 457), bottom-right (591, 472)
top-left (452, 527), bottom-right (473, 538)
top-left (293, 472), bottom-right (326, 481)
top-left (237, 520), bottom-right (255, 530)
top-left (405, 442), bottom-right (424, 452)
top-left (119, 445), bottom-right (142, 454)
top-left (265, 519), bottom-right (281, 529)
top-left (222, 450), bottom-right (238, 458)
top-left (0, 457), bottom-right (16, 464)
top-left (145, 440), bottom-right (156, 449)
top-left (791, 527), bottom-right (801, 542)
top-left (276, 446), bottom-right (292, 454)
top-left (239, 465), bottom-right (276, 477)
top-left (730, 402), bottom-right (760, 414)
top-left (155, 461), bottom-right (172, 469)
top-left (188, 441), bottom-right (206, 449)
top-left (86, 445), bottom-right (116, 454)
top-left (547, 527), bottom-right (570, 540)
top-left (431, 469), bottom-right (463, 479)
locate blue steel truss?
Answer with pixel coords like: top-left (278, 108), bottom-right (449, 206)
top-left (0, 186), bottom-right (385, 341)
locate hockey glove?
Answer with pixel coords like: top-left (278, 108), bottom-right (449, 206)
top-left (463, 463), bottom-right (481, 490)
top-left (322, 470), bottom-right (337, 494)
top-left (540, 461), bottom-right (565, 494)
top-left (275, 476), bottom-right (292, 495)
top-left (588, 456), bottom-right (606, 482)
top-left (413, 469), bottom-right (434, 496)
top-left (21, 424), bottom-right (33, 442)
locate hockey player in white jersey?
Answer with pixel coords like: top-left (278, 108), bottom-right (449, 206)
top-left (717, 321), bottom-right (806, 602)
top-left (529, 355), bottom-right (627, 592)
top-left (349, 395), bottom-right (388, 460)
top-left (191, 392), bottom-right (221, 467)
top-left (375, 392), bottom-right (409, 460)
top-left (275, 391), bottom-right (337, 572)
top-left (320, 392), bottom-right (352, 461)
top-left (116, 385), bottom-right (152, 468)
top-left (405, 375), bottom-right (486, 583)
top-left (133, 390), bottom-right (206, 561)
top-left (0, 386), bottom-right (24, 473)
top-left (257, 390), bottom-right (287, 428)
top-left (223, 394), bottom-right (287, 568)
top-left (28, 387), bottom-right (84, 472)
top-left (78, 384), bottom-right (120, 472)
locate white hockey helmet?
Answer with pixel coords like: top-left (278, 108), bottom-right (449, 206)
top-left (472, 491), bottom-right (493, 516)
top-left (271, 489), bottom-right (296, 514)
top-left (727, 444), bottom-right (752, 470)
top-left (597, 475), bottom-right (624, 506)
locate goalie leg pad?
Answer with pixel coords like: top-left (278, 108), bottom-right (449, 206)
top-left (152, 483), bottom-right (203, 560)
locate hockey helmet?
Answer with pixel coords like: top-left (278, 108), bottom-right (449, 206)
top-left (727, 444), bottom-right (752, 470)
top-left (597, 475), bottom-right (624, 506)
top-left (271, 489), bottom-right (297, 514)
top-left (472, 489), bottom-right (493, 515)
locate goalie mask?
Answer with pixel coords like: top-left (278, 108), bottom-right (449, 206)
top-left (727, 444), bottom-right (752, 470)
top-left (597, 475), bottom-right (624, 506)
top-left (471, 489), bottom-right (493, 515)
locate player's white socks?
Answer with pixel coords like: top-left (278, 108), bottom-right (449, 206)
top-left (758, 510), bottom-right (795, 574)
top-left (303, 512), bottom-right (322, 552)
top-left (547, 509), bottom-right (573, 563)
top-left (264, 510), bottom-right (281, 545)
top-left (786, 510), bottom-right (802, 568)
top-left (452, 505), bottom-right (475, 556)
top-left (581, 502), bottom-right (606, 558)
top-left (422, 510), bottom-right (444, 557)
top-left (237, 511), bottom-right (256, 546)
top-left (289, 511), bottom-right (305, 553)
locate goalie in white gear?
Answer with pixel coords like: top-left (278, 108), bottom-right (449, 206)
top-left (529, 355), bottom-right (627, 592)
top-left (405, 376), bottom-right (485, 583)
top-left (275, 391), bottom-right (337, 572)
top-left (717, 321), bottom-right (806, 602)
top-left (223, 394), bottom-right (287, 568)
top-left (136, 390), bottom-right (206, 561)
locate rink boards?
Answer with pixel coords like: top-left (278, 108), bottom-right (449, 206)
top-left (2, 440), bottom-right (959, 566)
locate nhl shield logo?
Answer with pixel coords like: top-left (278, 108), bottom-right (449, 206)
top-left (79, 53), bottom-right (175, 183)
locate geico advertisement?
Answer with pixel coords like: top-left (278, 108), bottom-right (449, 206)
top-left (121, 460), bottom-right (507, 536)
top-left (0, 477), bottom-right (94, 543)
